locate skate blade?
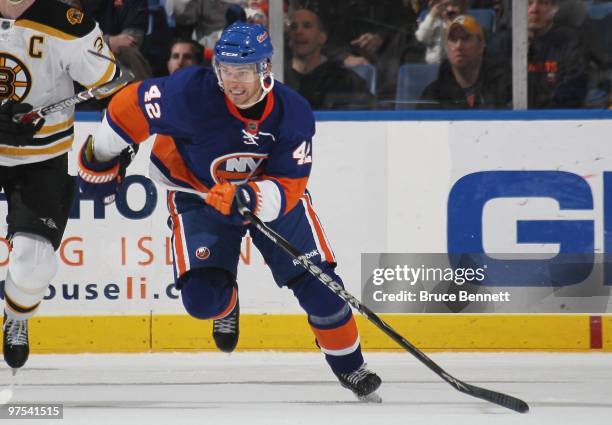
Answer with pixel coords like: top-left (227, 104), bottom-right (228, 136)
top-left (11, 368), bottom-right (18, 377)
top-left (358, 391), bottom-right (382, 403)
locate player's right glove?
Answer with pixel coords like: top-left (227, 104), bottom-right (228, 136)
top-left (0, 100), bottom-right (44, 146)
top-left (77, 135), bottom-right (138, 205)
top-left (205, 181), bottom-right (259, 224)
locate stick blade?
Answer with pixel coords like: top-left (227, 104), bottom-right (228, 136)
top-left (464, 382), bottom-right (529, 413)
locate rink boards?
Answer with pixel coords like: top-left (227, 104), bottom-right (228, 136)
top-left (1, 111), bottom-right (612, 352)
top-left (16, 313), bottom-right (612, 353)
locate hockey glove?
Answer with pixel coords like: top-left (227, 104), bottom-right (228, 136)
top-left (205, 182), bottom-right (260, 222)
top-left (0, 100), bottom-right (44, 146)
top-left (77, 135), bottom-right (139, 205)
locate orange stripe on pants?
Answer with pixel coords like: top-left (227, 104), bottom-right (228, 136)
top-left (310, 315), bottom-right (359, 351)
top-left (168, 192), bottom-right (188, 277)
top-left (210, 287), bottom-right (238, 320)
top-left (302, 195), bottom-right (335, 263)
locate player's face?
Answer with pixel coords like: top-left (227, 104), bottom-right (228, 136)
top-left (446, 27), bottom-right (484, 69)
top-left (218, 63), bottom-right (263, 107)
top-left (167, 43), bottom-right (197, 74)
top-left (288, 9), bottom-right (326, 59)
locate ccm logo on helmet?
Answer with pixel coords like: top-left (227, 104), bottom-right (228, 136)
top-left (210, 153), bottom-right (268, 184)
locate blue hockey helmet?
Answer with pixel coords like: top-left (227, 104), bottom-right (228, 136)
top-left (214, 22), bottom-right (273, 65)
top-left (213, 22), bottom-right (275, 107)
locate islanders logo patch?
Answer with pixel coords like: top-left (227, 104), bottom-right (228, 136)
top-left (195, 247), bottom-right (211, 260)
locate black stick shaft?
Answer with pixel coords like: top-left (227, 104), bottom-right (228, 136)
top-left (239, 204), bottom-right (529, 413)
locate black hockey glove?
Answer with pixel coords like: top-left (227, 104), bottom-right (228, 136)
top-left (0, 100), bottom-right (45, 146)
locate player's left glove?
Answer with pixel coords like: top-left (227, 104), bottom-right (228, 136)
top-left (0, 100), bottom-right (44, 146)
top-left (205, 182), bottom-right (260, 222)
top-left (77, 135), bottom-right (139, 205)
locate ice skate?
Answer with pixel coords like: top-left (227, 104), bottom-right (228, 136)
top-left (3, 312), bottom-right (29, 370)
top-left (212, 299), bottom-right (239, 353)
top-left (336, 363), bottom-right (382, 403)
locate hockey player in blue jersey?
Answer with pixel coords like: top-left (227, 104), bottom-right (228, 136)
top-left (77, 22), bottom-right (382, 402)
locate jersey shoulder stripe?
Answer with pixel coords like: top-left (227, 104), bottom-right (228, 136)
top-left (17, 1), bottom-right (96, 40)
top-left (107, 82), bottom-right (150, 144)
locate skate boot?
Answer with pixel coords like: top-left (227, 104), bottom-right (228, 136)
top-left (336, 363), bottom-right (382, 403)
top-left (3, 312), bottom-right (29, 369)
top-left (212, 299), bottom-right (239, 353)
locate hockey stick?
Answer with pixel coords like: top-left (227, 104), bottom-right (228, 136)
top-left (235, 199), bottom-right (530, 413)
top-left (14, 54), bottom-right (134, 125)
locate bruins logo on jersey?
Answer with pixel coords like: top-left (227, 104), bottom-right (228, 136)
top-left (0, 53), bottom-right (32, 102)
top-left (66, 8), bottom-right (84, 25)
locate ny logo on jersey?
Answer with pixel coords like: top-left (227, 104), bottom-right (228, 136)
top-left (211, 153), bottom-right (268, 184)
top-left (241, 129), bottom-right (276, 146)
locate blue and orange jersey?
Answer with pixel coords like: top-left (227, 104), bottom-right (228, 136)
top-left (101, 66), bottom-right (315, 222)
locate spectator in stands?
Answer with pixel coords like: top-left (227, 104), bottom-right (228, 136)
top-left (489, 0), bottom-right (589, 108)
top-left (418, 15), bottom-right (511, 109)
top-left (554, 0), bottom-right (587, 28)
top-left (165, 1), bottom-right (249, 66)
top-left (80, 0), bottom-right (152, 80)
top-left (164, 0), bottom-right (231, 48)
top-left (167, 38), bottom-right (204, 75)
top-left (290, 0), bottom-right (417, 67)
top-left (555, 0), bottom-right (610, 107)
top-left (226, 2), bottom-right (247, 25)
top-left (284, 6), bottom-right (375, 110)
top-left (527, 0), bottom-right (588, 107)
top-left (415, 0), bottom-right (469, 64)
top-left (245, 0), bottom-right (268, 28)
top-left (289, 0), bottom-right (418, 104)
top-left (409, 0), bottom-right (429, 17)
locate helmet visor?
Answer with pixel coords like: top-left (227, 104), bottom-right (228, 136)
top-left (217, 63), bottom-right (260, 83)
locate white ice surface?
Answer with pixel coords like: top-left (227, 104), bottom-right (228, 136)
top-left (1, 352), bottom-right (611, 425)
